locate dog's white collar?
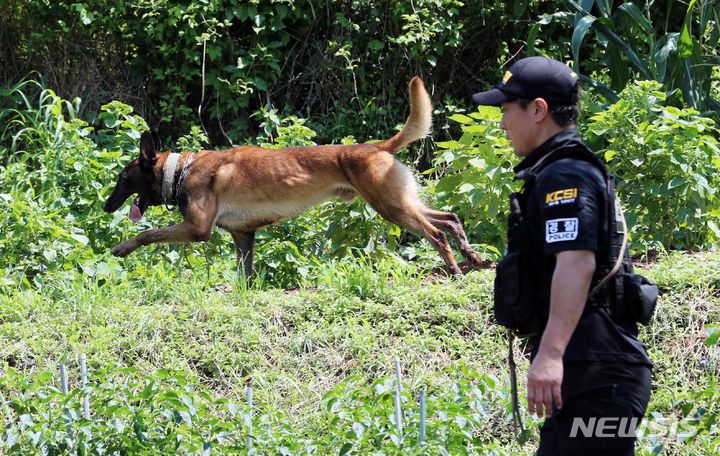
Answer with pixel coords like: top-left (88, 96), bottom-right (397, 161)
top-left (162, 152), bottom-right (181, 203)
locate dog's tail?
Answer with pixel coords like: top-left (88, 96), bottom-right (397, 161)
top-left (376, 77), bottom-right (432, 153)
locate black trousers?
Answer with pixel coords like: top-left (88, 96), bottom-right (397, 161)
top-left (535, 362), bottom-right (652, 456)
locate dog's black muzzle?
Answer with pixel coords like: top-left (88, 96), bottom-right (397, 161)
top-left (103, 188), bottom-right (132, 213)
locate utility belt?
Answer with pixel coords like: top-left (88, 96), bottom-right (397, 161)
top-left (494, 248), bottom-right (658, 337)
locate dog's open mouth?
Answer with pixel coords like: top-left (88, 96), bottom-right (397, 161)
top-left (129, 197), bottom-right (143, 223)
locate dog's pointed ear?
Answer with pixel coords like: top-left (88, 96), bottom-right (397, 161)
top-left (139, 132), bottom-right (161, 170)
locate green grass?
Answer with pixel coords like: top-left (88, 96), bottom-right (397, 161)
top-left (1, 251), bottom-right (719, 454)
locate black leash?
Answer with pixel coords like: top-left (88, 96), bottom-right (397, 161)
top-left (508, 330), bottom-right (526, 441)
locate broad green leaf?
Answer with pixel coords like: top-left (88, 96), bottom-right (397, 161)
top-left (668, 177), bottom-right (686, 189)
top-left (435, 140), bottom-right (460, 149)
top-left (458, 183), bottom-right (474, 194)
top-left (574, 0), bottom-right (596, 25)
top-left (470, 189), bottom-right (485, 205)
top-left (572, 15), bottom-right (596, 69)
top-left (512, 0), bottom-right (527, 18)
top-left (435, 174), bottom-right (464, 193)
top-left (254, 77), bottom-right (268, 91)
top-left (96, 262), bottom-right (112, 276)
top-left (683, 55), bottom-right (700, 108)
top-left (338, 442), bottom-right (353, 455)
top-left (462, 125), bottom-right (487, 134)
top-left (449, 114), bottom-right (474, 124)
top-left (655, 34), bottom-right (678, 82)
top-left (678, 0), bottom-right (697, 58)
top-left (442, 150), bottom-right (456, 163)
top-left (474, 106), bottom-right (502, 121)
top-left (618, 3), bottom-right (653, 36)
top-left (352, 421), bottom-right (365, 438)
top-left (70, 233), bottom-right (89, 245)
top-left (595, 0), bottom-right (612, 17)
top-left (527, 22), bottom-right (543, 56)
top-left (594, 19), bottom-right (653, 79)
top-left (707, 324), bottom-right (720, 346)
top-left (368, 40), bottom-right (384, 51)
top-left (707, 221), bottom-right (720, 239)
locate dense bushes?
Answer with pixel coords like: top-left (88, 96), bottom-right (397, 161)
top-left (587, 81), bottom-right (720, 251)
top-left (0, 81), bottom-right (144, 284)
top-left (430, 107), bottom-right (518, 256)
top-left (430, 81), bottom-right (720, 255)
top-left (0, 0), bottom-right (547, 152)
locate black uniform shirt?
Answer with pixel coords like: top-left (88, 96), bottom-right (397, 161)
top-left (516, 129), bottom-right (652, 367)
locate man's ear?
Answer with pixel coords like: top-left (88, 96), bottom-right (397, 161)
top-left (139, 132), bottom-right (161, 170)
top-left (532, 98), bottom-right (550, 121)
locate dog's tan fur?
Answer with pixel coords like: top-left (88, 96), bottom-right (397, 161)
top-left (104, 77), bottom-right (482, 276)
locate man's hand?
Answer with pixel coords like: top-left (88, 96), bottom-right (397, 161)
top-left (528, 249), bottom-right (596, 417)
top-left (527, 350), bottom-right (564, 417)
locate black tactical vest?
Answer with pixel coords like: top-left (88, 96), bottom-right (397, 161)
top-left (494, 145), bottom-right (657, 336)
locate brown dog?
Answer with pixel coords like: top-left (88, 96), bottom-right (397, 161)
top-left (103, 77), bottom-right (482, 277)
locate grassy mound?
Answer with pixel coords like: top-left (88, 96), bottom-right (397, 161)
top-left (1, 252), bottom-right (719, 454)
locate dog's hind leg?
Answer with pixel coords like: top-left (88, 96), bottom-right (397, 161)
top-left (363, 197), bottom-right (463, 276)
top-left (230, 230), bottom-right (255, 283)
top-left (422, 209), bottom-right (483, 268)
top-left (348, 158), bottom-right (463, 276)
top-left (386, 204), bottom-right (463, 276)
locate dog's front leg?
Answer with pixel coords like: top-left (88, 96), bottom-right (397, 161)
top-left (230, 230), bottom-right (255, 281)
top-left (111, 221), bottom-right (214, 257)
top-left (111, 193), bottom-right (217, 257)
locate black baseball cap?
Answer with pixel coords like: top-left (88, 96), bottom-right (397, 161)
top-left (472, 56), bottom-right (579, 106)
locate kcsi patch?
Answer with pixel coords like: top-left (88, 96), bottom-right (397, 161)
top-left (546, 217), bottom-right (579, 243)
top-left (545, 188), bottom-right (578, 207)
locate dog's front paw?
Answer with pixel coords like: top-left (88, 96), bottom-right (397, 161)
top-left (111, 241), bottom-right (136, 257)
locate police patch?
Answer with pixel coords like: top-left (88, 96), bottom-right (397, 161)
top-left (545, 188), bottom-right (578, 207)
top-left (546, 218), bottom-right (579, 243)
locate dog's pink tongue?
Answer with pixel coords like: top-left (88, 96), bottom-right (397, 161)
top-left (129, 203), bottom-right (142, 223)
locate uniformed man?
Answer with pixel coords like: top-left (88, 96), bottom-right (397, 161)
top-left (472, 56), bottom-right (653, 455)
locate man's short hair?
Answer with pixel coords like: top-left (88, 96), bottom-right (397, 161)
top-left (516, 88), bottom-right (580, 127)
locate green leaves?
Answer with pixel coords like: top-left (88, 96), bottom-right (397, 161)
top-left (618, 2), bottom-right (653, 36)
top-left (72, 3), bottom-right (95, 25)
top-left (0, 366), bottom-right (509, 454)
top-left (432, 106), bottom-right (517, 259)
top-left (587, 80), bottom-right (720, 251)
top-left (0, 81), bottom-right (149, 286)
top-left (540, 1), bottom-right (720, 116)
top-left (437, 79), bottom-right (720, 256)
top-left (708, 324), bottom-right (720, 347)
top-left (679, 0), bottom-right (698, 58)
top-left (571, 14), bottom-right (596, 70)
